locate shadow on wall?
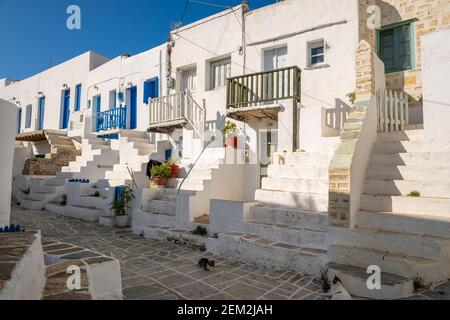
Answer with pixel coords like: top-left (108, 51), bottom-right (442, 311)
top-left (324, 98), bottom-right (352, 135)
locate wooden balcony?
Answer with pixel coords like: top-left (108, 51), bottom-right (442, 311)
top-left (226, 66), bottom-right (301, 122)
top-left (148, 90), bottom-right (205, 139)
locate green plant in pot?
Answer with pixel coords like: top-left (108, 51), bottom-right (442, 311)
top-left (150, 163), bottom-right (172, 186)
top-left (110, 185), bottom-right (135, 227)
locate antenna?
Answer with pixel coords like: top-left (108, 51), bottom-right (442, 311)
top-left (49, 54), bottom-right (52, 68)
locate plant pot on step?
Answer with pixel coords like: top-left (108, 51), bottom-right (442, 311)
top-left (170, 164), bottom-right (180, 178)
top-left (153, 176), bottom-right (168, 187)
top-left (114, 215), bottom-right (130, 228)
top-left (99, 215), bottom-right (115, 227)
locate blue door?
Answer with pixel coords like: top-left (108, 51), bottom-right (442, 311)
top-left (128, 86), bottom-right (137, 129)
top-left (38, 97), bottom-right (45, 130)
top-left (61, 89), bottom-right (70, 129)
top-left (94, 95), bottom-right (101, 131)
top-left (143, 77), bottom-right (159, 103)
top-left (17, 108), bottom-right (22, 134)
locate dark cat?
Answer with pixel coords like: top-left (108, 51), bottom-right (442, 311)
top-left (198, 258), bottom-right (215, 271)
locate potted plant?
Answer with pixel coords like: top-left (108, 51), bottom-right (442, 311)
top-left (166, 158), bottom-right (180, 178)
top-left (110, 185), bottom-right (135, 227)
top-left (150, 163), bottom-right (172, 186)
top-left (222, 120), bottom-right (237, 149)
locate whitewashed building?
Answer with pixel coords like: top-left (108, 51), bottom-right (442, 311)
top-left (1, 0), bottom-right (450, 299)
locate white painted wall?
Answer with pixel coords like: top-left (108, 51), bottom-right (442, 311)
top-left (422, 29), bottom-right (450, 150)
top-left (0, 51), bottom-right (110, 136)
top-left (0, 99), bottom-right (18, 226)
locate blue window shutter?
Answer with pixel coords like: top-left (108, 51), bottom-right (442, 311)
top-left (143, 81), bottom-right (151, 103)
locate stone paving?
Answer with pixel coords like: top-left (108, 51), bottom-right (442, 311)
top-left (10, 206), bottom-right (326, 300)
top-left (10, 205), bottom-right (450, 300)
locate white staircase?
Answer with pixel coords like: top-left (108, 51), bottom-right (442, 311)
top-left (329, 129), bottom-right (450, 299)
top-left (61, 136), bottom-right (119, 181)
top-left (21, 172), bottom-right (72, 210)
top-left (212, 145), bottom-right (338, 275)
top-left (101, 131), bottom-right (159, 188)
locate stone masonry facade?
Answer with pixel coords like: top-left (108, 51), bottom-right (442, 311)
top-left (369, 0), bottom-right (450, 106)
top-left (328, 40), bottom-right (376, 228)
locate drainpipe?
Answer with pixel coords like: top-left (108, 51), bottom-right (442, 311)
top-left (241, 1), bottom-right (249, 75)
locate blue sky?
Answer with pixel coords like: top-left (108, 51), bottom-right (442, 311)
top-left (0, 0), bottom-right (275, 80)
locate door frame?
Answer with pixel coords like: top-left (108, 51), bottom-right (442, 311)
top-left (61, 89), bottom-right (70, 129)
top-left (38, 96), bottom-right (45, 130)
top-left (127, 86), bottom-right (137, 130)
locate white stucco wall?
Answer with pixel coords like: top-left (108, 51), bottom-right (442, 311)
top-left (0, 51), bottom-right (110, 136)
top-left (0, 99), bottom-right (18, 226)
top-left (422, 29), bottom-right (450, 150)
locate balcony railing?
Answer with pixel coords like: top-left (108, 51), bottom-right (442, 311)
top-left (95, 106), bottom-right (127, 132)
top-left (226, 66), bottom-right (301, 109)
top-left (149, 90), bottom-right (205, 139)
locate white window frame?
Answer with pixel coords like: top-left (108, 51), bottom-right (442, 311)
top-left (209, 57), bottom-right (231, 90)
top-left (307, 40), bottom-right (325, 67)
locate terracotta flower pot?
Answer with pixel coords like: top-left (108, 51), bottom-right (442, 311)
top-left (153, 176), bottom-right (168, 186)
top-left (170, 164), bottom-right (180, 178)
top-left (225, 136), bottom-right (238, 149)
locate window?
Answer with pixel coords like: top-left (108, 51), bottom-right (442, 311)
top-left (143, 77), bottom-right (159, 103)
top-left (378, 21), bottom-right (414, 73)
top-left (74, 84), bottom-right (82, 111)
top-left (210, 58), bottom-right (231, 90)
top-left (17, 108), bottom-right (22, 133)
top-left (109, 90), bottom-right (117, 109)
top-left (25, 105), bottom-right (32, 128)
top-left (181, 68), bottom-right (197, 93)
top-left (308, 40), bottom-right (325, 66)
top-left (264, 46), bottom-right (287, 71)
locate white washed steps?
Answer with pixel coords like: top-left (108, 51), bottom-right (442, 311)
top-left (366, 165), bottom-right (450, 181)
top-left (248, 205), bottom-right (328, 230)
top-left (262, 177), bottom-right (328, 194)
top-left (360, 194), bottom-right (450, 216)
top-left (372, 141), bottom-right (430, 154)
top-left (369, 152), bottom-right (450, 167)
top-left (377, 129), bottom-right (424, 142)
top-left (328, 244), bottom-right (447, 283)
top-left (363, 179), bottom-right (450, 198)
top-left (357, 210), bottom-right (450, 239)
top-left (214, 232), bottom-right (327, 275)
top-left (332, 226), bottom-right (450, 260)
top-left (144, 200), bottom-right (176, 216)
top-left (255, 190), bottom-right (328, 212)
top-left (328, 263), bottom-right (414, 300)
top-left (267, 165), bottom-right (328, 180)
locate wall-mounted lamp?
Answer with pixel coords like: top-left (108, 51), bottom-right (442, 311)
top-left (126, 82), bottom-right (133, 88)
top-left (94, 85), bottom-right (99, 91)
top-left (16, 101), bottom-right (21, 106)
top-left (62, 84), bottom-right (68, 89)
top-left (37, 91), bottom-right (44, 97)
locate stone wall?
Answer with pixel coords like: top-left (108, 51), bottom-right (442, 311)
top-left (363, 0), bottom-right (450, 107)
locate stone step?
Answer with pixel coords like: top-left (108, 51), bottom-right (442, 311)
top-left (144, 200), bottom-right (176, 216)
top-left (366, 165), bottom-right (450, 181)
top-left (327, 262), bottom-right (414, 300)
top-left (369, 152), bottom-right (450, 167)
top-left (30, 184), bottom-right (64, 195)
top-left (242, 220), bottom-right (328, 249)
top-left (332, 227), bottom-right (450, 260)
top-left (126, 137), bottom-right (151, 144)
top-left (91, 144), bottom-right (111, 150)
top-left (328, 245), bottom-right (448, 285)
top-left (166, 177), bottom-right (205, 191)
top-left (254, 190), bottom-right (328, 212)
top-left (284, 152), bottom-right (332, 166)
top-left (44, 203), bottom-right (66, 215)
top-left (261, 177), bottom-right (328, 194)
top-left (156, 191), bottom-right (178, 203)
top-left (363, 179), bottom-right (450, 198)
top-left (132, 211), bottom-right (176, 231)
top-left (64, 205), bottom-right (103, 222)
top-left (356, 211), bottom-right (450, 239)
top-left (44, 177), bottom-right (68, 187)
top-left (28, 192), bottom-right (58, 202)
top-left (77, 196), bottom-right (109, 210)
top-left (96, 179), bottom-right (130, 189)
top-left (248, 205), bottom-right (328, 230)
top-left (119, 130), bottom-right (148, 139)
top-left (267, 165), bottom-right (328, 180)
top-left (372, 141), bottom-right (430, 154)
top-left (21, 199), bottom-right (45, 210)
top-left (214, 233), bottom-right (326, 275)
top-left (105, 171), bottom-right (131, 180)
top-left (142, 226), bottom-right (172, 241)
top-left (377, 129), bottom-right (424, 142)
top-left (360, 194), bottom-right (450, 216)
top-left (56, 172), bottom-right (75, 179)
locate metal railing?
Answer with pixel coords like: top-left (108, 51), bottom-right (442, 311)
top-left (95, 106), bottom-right (127, 132)
top-left (149, 90), bottom-right (205, 140)
top-left (226, 66), bottom-right (301, 109)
